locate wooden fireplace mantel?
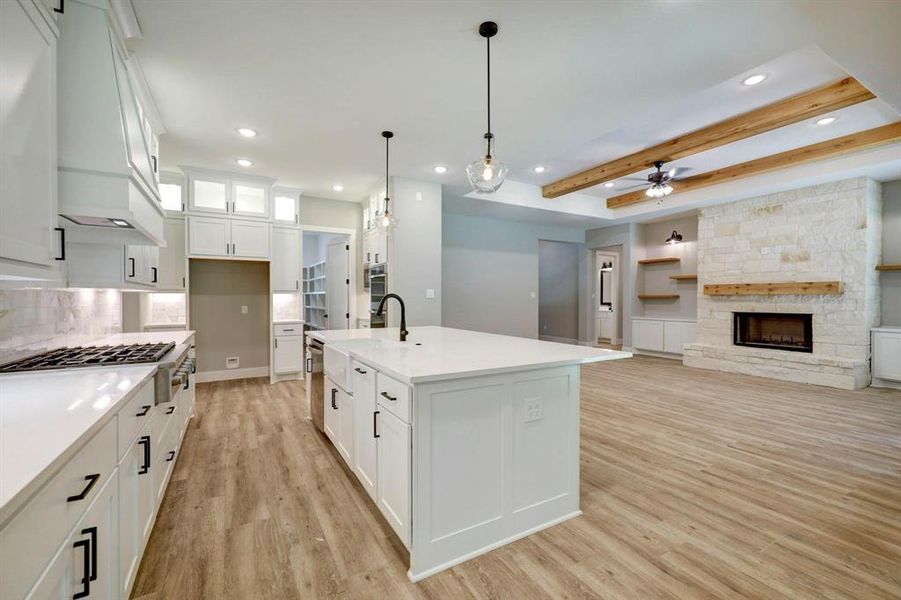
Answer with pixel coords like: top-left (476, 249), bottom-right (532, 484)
top-left (703, 281), bottom-right (843, 296)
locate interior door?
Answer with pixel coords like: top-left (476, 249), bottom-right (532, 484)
top-left (326, 239), bottom-right (350, 329)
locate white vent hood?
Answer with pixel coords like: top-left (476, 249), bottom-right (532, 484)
top-left (57, 0), bottom-right (164, 245)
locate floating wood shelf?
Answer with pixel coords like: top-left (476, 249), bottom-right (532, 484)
top-left (703, 281), bottom-right (843, 296)
top-left (876, 264), bottom-right (901, 271)
top-left (638, 257), bottom-right (680, 265)
top-left (670, 274), bottom-right (698, 281)
top-left (638, 294), bottom-right (681, 300)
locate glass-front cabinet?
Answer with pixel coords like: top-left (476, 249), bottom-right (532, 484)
top-left (231, 179), bottom-right (270, 219)
top-left (187, 172), bottom-right (230, 214)
top-left (272, 187), bottom-right (301, 224)
top-left (184, 168), bottom-right (274, 219)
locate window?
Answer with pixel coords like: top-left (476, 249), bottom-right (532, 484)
top-left (159, 183), bottom-right (182, 211)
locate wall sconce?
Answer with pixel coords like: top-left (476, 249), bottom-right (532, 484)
top-left (665, 230), bottom-right (683, 245)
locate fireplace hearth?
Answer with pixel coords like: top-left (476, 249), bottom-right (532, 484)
top-left (733, 312), bottom-right (813, 353)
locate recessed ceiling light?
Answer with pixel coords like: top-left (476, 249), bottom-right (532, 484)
top-left (332, 184), bottom-right (344, 192)
top-left (604, 182), bottom-right (615, 188)
top-left (742, 73), bottom-right (767, 86)
top-left (235, 158), bottom-right (253, 167)
top-left (433, 165), bottom-right (448, 174)
top-left (815, 116), bottom-right (837, 126)
top-left (532, 166), bottom-right (546, 174)
top-left (236, 127), bottom-right (257, 138)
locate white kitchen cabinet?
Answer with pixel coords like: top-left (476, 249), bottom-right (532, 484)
top-left (118, 425), bottom-right (154, 599)
top-left (272, 227), bottom-right (301, 291)
top-left (158, 217), bottom-right (186, 290)
top-left (872, 329), bottom-right (901, 383)
top-left (187, 173), bottom-right (230, 215)
top-left (352, 362), bottom-right (378, 502)
top-left (272, 189), bottom-right (300, 224)
top-left (376, 408), bottom-right (411, 547)
top-left (0, 0), bottom-right (61, 278)
top-left (633, 318), bottom-right (696, 356)
top-left (28, 473), bottom-right (120, 600)
top-left (362, 232), bottom-right (374, 265)
top-left (66, 242), bottom-right (158, 290)
top-left (231, 218), bottom-right (270, 258)
top-left (111, 41), bottom-right (157, 203)
top-left (231, 179), bottom-right (270, 219)
top-left (153, 400), bottom-right (180, 507)
top-left (125, 244), bottom-right (145, 284)
top-left (187, 216), bottom-right (229, 257)
top-left (663, 321), bottom-right (683, 354)
top-left (632, 319), bottom-right (664, 352)
top-left (336, 386), bottom-right (355, 468)
top-left (324, 377), bottom-right (340, 443)
top-left (273, 334), bottom-right (304, 375)
top-left (372, 230), bottom-right (388, 265)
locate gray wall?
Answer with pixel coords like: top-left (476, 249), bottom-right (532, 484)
top-left (883, 179), bottom-right (901, 325)
top-left (538, 240), bottom-right (580, 340)
top-left (443, 212), bottom-right (585, 339)
top-left (300, 195), bottom-right (361, 230)
top-left (389, 178), bottom-right (442, 327)
top-left (639, 215), bottom-right (699, 319)
top-left (189, 260), bottom-right (270, 373)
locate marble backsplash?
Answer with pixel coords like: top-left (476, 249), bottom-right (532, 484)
top-left (0, 289), bottom-right (122, 363)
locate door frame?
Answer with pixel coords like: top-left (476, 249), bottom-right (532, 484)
top-left (595, 248), bottom-right (622, 345)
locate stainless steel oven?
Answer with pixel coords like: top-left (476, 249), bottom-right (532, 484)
top-left (368, 264), bottom-right (387, 328)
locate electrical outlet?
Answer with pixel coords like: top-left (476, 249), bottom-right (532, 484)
top-left (524, 398), bottom-right (543, 423)
top-left (425, 288), bottom-right (435, 299)
top-left (226, 357), bottom-right (240, 369)
top-left (241, 305), bottom-right (249, 314)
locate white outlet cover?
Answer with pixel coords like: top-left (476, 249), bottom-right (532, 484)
top-left (226, 357), bottom-right (240, 369)
top-left (524, 398), bottom-right (543, 423)
top-left (241, 305), bottom-right (249, 314)
top-left (425, 288), bottom-right (435, 299)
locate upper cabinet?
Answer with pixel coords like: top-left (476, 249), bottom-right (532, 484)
top-left (0, 0), bottom-right (63, 281)
top-left (187, 172), bottom-right (230, 214)
top-left (272, 187), bottom-right (301, 225)
top-left (184, 167), bottom-right (274, 220)
top-left (231, 179), bottom-right (270, 219)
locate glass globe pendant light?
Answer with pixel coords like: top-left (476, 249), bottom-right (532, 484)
top-left (466, 21), bottom-right (508, 193)
top-left (374, 131), bottom-right (399, 232)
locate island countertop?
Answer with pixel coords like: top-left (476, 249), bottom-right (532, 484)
top-left (308, 326), bottom-right (631, 384)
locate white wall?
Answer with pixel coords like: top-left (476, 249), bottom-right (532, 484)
top-left (538, 240), bottom-right (580, 341)
top-left (882, 179), bottom-right (901, 325)
top-left (443, 211), bottom-right (586, 339)
top-left (300, 195), bottom-right (361, 230)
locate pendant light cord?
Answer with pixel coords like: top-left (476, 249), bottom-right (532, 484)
top-left (485, 34), bottom-right (492, 157)
top-left (384, 134), bottom-right (390, 212)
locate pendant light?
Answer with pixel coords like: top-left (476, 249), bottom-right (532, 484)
top-left (375, 131), bottom-right (398, 232)
top-left (466, 21), bottom-right (508, 193)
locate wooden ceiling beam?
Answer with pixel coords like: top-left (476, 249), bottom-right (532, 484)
top-left (542, 77), bottom-right (875, 199)
top-left (606, 121), bottom-right (901, 209)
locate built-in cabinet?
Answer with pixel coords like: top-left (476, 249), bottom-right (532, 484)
top-left (158, 218), bottom-right (186, 290)
top-left (66, 243), bottom-right (160, 290)
top-left (362, 230), bottom-right (388, 266)
top-left (872, 328), bottom-right (901, 387)
top-left (185, 169), bottom-right (273, 220)
top-left (272, 227), bottom-right (301, 291)
top-left (0, 0), bottom-right (62, 280)
top-left (187, 216), bottom-right (270, 259)
top-left (632, 318), bottom-right (697, 356)
top-left (273, 324), bottom-right (304, 374)
top-left (272, 188), bottom-right (301, 224)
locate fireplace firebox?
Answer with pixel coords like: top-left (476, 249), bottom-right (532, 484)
top-left (733, 312), bottom-right (812, 353)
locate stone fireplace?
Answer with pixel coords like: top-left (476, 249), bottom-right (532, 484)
top-left (683, 177), bottom-right (883, 390)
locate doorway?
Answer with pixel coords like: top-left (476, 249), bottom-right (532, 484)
top-left (538, 240), bottom-right (580, 344)
top-left (302, 231), bottom-right (351, 331)
top-left (595, 247), bottom-right (622, 346)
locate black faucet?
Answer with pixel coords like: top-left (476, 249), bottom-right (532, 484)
top-left (376, 293), bottom-right (409, 342)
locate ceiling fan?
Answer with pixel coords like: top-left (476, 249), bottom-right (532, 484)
top-left (614, 160), bottom-right (691, 203)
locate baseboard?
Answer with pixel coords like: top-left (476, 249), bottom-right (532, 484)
top-left (871, 377), bottom-right (901, 390)
top-left (632, 348), bottom-right (683, 360)
top-left (194, 366), bottom-right (270, 383)
top-left (539, 335), bottom-right (580, 345)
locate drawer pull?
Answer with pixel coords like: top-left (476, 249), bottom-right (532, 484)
top-left (136, 405), bottom-right (151, 417)
top-left (354, 367), bottom-right (367, 374)
top-left (166, 405), bottom-right (176, 414)
top-left (306, 357), bottom-right (313, 373)
top-left (373, 410), bottom-right (380, 438)
top-left (166, 450), bottom-right (176, 462)
top-left (138, 435), bottom-right (150, 475)
top-left (331, 388), bottom-right (338, 410)
top-left (380, 391), bottom-right (397, 402)
top-left (67, 474), bottom-right (100, 502)
top-left (73, 525), bottom-right (98, 599)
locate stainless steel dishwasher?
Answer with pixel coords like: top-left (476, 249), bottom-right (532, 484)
top-left (305, 336), bottom-right (325, 432)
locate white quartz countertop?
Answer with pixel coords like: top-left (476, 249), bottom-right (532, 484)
top-left (308, 326), bottom-right (631, 383)
top-left (0, 365), bottom-right (156, 524)
top-left (92, 330), bottom-right (195, 346)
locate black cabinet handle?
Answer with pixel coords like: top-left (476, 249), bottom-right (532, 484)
top-left (366, 252), bottom-right (371, 262)
top-left (166, 450), bottom-right (175, 462)
top-left (380, 391), bottom-right (397, 402)
top-left (331, 388), bottom-right (337, 410)
top-left (138, 435), bottom-right (150, 475)
top-left (354, 367), bottom-right (367, 374)
top-left (375, 253), bottom-right (379, 263)
top-left (53, 0), bottom-right (64, 14)
top-left (151, 266), bottom-right (158, 283)
top-left (275, 338), bottom-right (279, 349)
top-left (306, 357), bottom-right (313, 373)
top-left (73, 538), bottom-right (90, 599)
top-left (67, 474), bottom-right (100, 502)
top-left (166, 405), bottom-right (175, 414)
top-left (54, 227), bottom-right (65, 261)
top-left (85, 527), bottom-right (98, 582)
top-left (136, 404), bottom-right (151, 417)
top-left (151, 155), bottom-right (158, 174)
top-left (128, 257), bottom-right (135, 278)
top-left (373, 410), bottom-right (380, 438)
top-left (231, 242), bottom-right (235, 254)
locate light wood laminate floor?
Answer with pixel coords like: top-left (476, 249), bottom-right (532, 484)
top-left (132, 356), bottom-right (901, 599)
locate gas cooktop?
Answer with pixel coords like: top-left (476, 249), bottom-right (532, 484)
top-left (0, 342), bottom-right (176, 373)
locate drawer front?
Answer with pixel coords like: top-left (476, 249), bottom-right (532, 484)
top-left (0, 418), bottom-right (117, 599)
top-left (274, 323), bottom-right (302, 336)
top-left (152, 398), bottom-right (179, 446)
top-left (324, 345), bottom-right (351, 393)
top-left (117, 379), bottom-right (155, 461)
top-left (376, 372), bottom-right (411, 423)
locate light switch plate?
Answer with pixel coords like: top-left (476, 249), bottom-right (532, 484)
top-left (241, 305), bottom-right (248, 314)
top-left (425, 288), bottom-right (435, 299)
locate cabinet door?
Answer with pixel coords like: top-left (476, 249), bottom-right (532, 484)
top-left (372, 231), bottom-right (387, 265)
top-left (144, 245), bottom-right (160, 287)
top-left (188, 216), bottom-right (229, 257)
top-left (377, 409), bottom-right (411, 546)
top-left (272, 227), bottom-right (300, 291)
top-left (124, 245), bottom-right (145, 284)
top-left (118, 431), bottom-right (155, 598)
top-left (324, 378), bottom-right (339, 443)
top-left (273, 336), bottom-right (303, 374)
top-left (230, 219), bottom-right (270, 258)
top-left (29, 473), bottom-right (119, 600)
top-left (272, 192), bottom-right (298, 224)
top-left (663, 321), bottom-right (682, 354)
top-left (153, 402), bottom-right (179, 506)
top-left (634, 320), bottom-right (664, 351)
top-left (352, 363), bottom-right (378, 502)
top-left (188, 174), bottom-right (230, 214)
top-left (0, 0), bottom-right (58, 269)
top-left (362, 233), bottom-right (373, 265)
top-left (681, 322), bottom-right (697, 346)
top-left (231, 180), bottom-right (270, 219)
top-left (336, 387), bottom-right (354, 468)
top-left (873, 333), bottom-right (901, 382)
top-left (158, 218), bottom-right (186, 289)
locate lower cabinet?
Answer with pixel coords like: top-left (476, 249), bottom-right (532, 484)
top-left (324, 376), bottom-right (340, 443)
top-left (375, 408), bottom-right (411, 547)
top-left (336, 387), bottom-right (355, 468)
top-left (29, 472), bottom-right (120, 600)
top-left (352, 362), bottom-right (378, 502)
top-left (632, 318), bottom-right (696, 355)
top-left (153, 401), bottom-right (180, 505)
top-left (118, 425), bottom-right (155, 599)
top-left (273, 334), bottom-right (304, 374)
top-left (872, 329), bottom-right (901, 383)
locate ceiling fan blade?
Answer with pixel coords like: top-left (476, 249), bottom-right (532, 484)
top-left (612, 182), bottom-right (648, 192)
top-left (667, 167), bottom-right (693, 180)
top-left (619, 176), bottom-right (649, 182)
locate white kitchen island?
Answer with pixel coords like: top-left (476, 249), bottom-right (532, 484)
top-left (308, 326), bottom-right (631, 581)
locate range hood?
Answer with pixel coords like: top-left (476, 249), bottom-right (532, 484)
top-left (57, 0), bottom-right (164, 245)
